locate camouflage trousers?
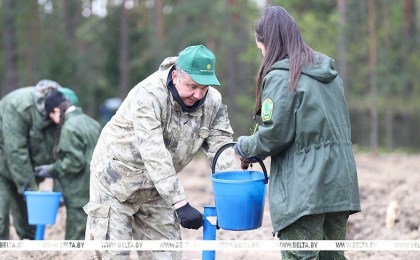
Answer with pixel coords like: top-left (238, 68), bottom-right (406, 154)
top-left (0, 174), bottom-right (35, 240)
top-left (278, 211), bottom-right (350, 260)
top-left (65, 206), bottom-right (87, 240)
top-left (84, 175), bottom-right (182, 260)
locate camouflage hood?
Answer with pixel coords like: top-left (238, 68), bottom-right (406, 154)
top-left (32, 79), bottom-right (62, 115)
top-left (159, 56), bottom-right (177, 71)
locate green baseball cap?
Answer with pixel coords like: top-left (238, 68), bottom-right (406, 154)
top-left (58, 87), bottom-right (79, 105)
top-left (176, 45), bottom-right (221, 86)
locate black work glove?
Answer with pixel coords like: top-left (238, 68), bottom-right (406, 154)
top-left (34, 165), bottom-right (51, 178)
top-left (175, 203), bottom-right (203, 230)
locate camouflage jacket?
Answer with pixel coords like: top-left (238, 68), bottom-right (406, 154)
top-left (48, 107), bottom-right (102, 207)
top-left (0, 87), bottom-right (56, 193)
top-left (91, 57), bottom-right (235, 205)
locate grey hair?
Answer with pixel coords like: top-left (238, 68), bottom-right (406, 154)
top-left (175, 65), bottom-right (188, 78)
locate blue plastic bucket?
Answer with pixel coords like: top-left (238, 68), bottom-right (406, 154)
top-left (211, 170), bottom-right (267, 231)
top-left (24, 191), bottom-right (62, 225)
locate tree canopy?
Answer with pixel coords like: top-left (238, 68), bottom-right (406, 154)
top-left (1, 0), bottom-right (419, 151)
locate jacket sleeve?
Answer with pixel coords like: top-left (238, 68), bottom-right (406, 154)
top-left (132, 87), bottom-right (185, 205)
top-left (49, 126), bottom-right (86, 178)
top-left (201, 102), bottom-right (236, 172)
top-left (2, 103), bottom-right (35, 192)
top-left (240, 73), bottom-right (296, 157)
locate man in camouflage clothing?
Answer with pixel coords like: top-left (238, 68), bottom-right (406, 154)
top-left (84, 45), bottom-right (236, 259)
top-left (0, 80), bottom-right (61, 239)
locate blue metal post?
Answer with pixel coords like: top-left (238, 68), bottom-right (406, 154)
top-left (202, 206), bottom-right (217, 260)
top-left (35, 224), bottom-right (45, 240)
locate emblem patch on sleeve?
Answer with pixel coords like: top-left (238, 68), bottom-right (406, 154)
top-left (261, 98), bottom-right (273, 122)
top-left (199, 127), bottom-right (210, 138)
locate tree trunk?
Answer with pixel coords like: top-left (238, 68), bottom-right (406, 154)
top-left (63, 1), bottom-right (77, 47)
top-left (337, 0), bottom-right (348, 95)
top-left (368, 0), bottom-right (378, 155)
top-left (401, 0), bottom-right (416, 147)
top-left (403, 0), bottom-right (416, 96)
top-left (152, 0), bottom-right (165, 63)
top-left (225, 0), bottom-right (238, 119)
top-left (24, 2), bottom-right (40, 85)
top-left (119, 0), bottom-right (129, 98)
top-left (417, 0), bottom-right (420, 28)
top-left (2, 0), bottom-right (19, 96)
top-left (63, 1), bottom-right (81, 90)
top-left (382, 0), bottom-right (394, 150)
top-left (154, 0), bottom-right (165, 42)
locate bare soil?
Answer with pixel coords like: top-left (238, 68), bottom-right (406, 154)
top-left (4, 153), bottom-right (420, 259)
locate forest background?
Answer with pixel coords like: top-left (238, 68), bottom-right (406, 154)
top-left (1, 0), bottom-right (420, 153)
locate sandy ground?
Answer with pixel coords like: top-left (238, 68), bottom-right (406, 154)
top-left (3, 152), bottom-right (420, 259)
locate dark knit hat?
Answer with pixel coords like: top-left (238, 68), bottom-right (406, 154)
top-left (45, 90), bottom-right (67, 116)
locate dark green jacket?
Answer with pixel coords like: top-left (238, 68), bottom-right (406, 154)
top-left (0, 87), bottom-right (56, 193)
top-left (48, 107), bottom-right (101, 207)
top-left (239, 52), bottom-right (361, 233)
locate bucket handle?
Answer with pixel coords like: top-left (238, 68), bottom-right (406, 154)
top-left (22, 173), bottom-right (38, 192)
top-left (22, 171), bottom-right (62, 192)
top-left (211, 142), bottom-right (268, 184)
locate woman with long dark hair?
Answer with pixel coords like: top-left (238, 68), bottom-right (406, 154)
top-left (234, 6), bottom-right (361, 259)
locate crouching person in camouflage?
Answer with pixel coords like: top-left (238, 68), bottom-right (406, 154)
top-left (0, 80), bottom-right (61, 240)
top-left (84, 45), bottom-right (236, 259)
